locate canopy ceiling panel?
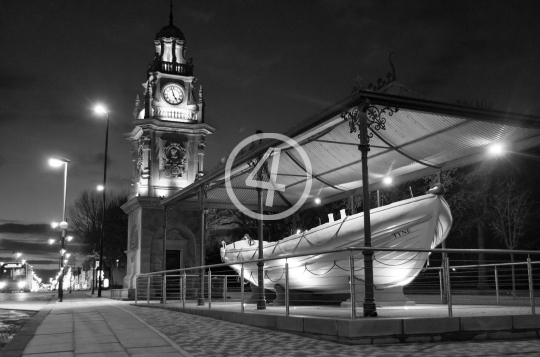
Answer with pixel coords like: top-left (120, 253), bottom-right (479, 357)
top-left (208, 170), bottom-right (291, 210)
top-left (163, 89), bottom-right (540, 212)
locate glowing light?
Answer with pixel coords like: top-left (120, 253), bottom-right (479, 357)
top-left (94, 104), bottom-right (108, 115)
top-left (488, 143), bottom-right (504, 155)
top-left (315, 197), bottom-right (321, 204)
top-left (383, 176), bottom-right (393, 185)
top-left (59, 221), bottom-right (68, 230)
top-left (48, 157), bottom-right (69, 167)
top-left (60, 249), bottom-right (66, 255)
top-left (65, 253), bottom-right (71, 258)
top-left (97, 185), bottom-right (104, 191)
top-left (49, 158), bottom-right (63, 167)
top-left (66, 236), bottom-right (73, 242)
top-left (22, 260), bottom-right (26, 264)
top-left (296, 229), bottom-right (301, 234)
top-left (48, 239), bottom-right (55, 244)
top-left (51, 222), bottom-right (59, 229)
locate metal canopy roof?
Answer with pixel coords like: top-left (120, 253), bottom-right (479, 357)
top-left (162, 85), bottom-right (540, 212)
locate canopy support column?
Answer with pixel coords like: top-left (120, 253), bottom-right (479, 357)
top-left (197, 186), bottom-right (206, 306)
top-left (257, 187), bottom-right (266, 310)
top-left (358, 105), bottom-right (377, 317)
top-left (342, 102), bottom-right (397, 317)
top-left (162, 207), bottom-right (168, 304)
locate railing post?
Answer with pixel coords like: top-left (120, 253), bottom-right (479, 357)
top-left (147, 276), bottom-right (151, 305)
top-left (527, 256), bottom-right (535, 315)
top-left (223, 276), bottom-right (227, 302)
top-left (182, 272), bottom-right (186, 309)
top-left (208, 269), bottom-right (212, 309)
top-left (241, 264), bottom-right (245, 313)
top-left (439, 268), bottom-right (444, 304)
top-left (495, 266), bottom-right (500, 305)
top-left (162, 272), bottom-right (167, 305)
top-left (285, 261), bottom-right (290, 316)
top-left (511, 253), bottom-right (516, 300)
top-left (349, 250), bottom-right (356, 320)
top-left (134, 276), bottom-right (138, 304)
top-left (444, 255), bottom-right (453, 317)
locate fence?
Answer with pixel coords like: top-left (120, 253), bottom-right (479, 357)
top-left (134, 246), bottom-right (540, 320)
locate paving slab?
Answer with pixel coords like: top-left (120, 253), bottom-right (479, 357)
top-left (0, 291), bottom-right (190, 357)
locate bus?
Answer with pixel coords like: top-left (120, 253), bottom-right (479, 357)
top-left (0, 262), bottom-right (34, 293)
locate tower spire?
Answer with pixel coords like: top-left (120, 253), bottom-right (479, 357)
top-left (169, 0), bottom-right (173, 25)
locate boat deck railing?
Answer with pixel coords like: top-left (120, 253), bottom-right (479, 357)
top-left (134, 246), bottom-right (540, 320)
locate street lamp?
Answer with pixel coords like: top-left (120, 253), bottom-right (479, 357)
top-left (488, 143), bottom-right (505, 156)
top-left (49, 156), bottom-right (70, 302)
top-left (94, 104), bottom-right (110, 298)
top-left (377, 176), bottom-right (393, 207)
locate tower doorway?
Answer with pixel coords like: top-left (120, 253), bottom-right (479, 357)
top-left (166, 249), bottom-right (182, 299)
top-left (166, 249), bottom-right (182, 271)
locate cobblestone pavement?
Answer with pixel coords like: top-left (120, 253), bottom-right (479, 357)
top-left (122, 304), bottom-right (540, 357)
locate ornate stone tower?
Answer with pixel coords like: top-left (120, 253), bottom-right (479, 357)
top-left (121, 7), bottom-right (215, 296)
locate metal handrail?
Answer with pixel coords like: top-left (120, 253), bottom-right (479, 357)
top-left (134, 246), bottom-right (540, 319)
top-left (136, 247), bottom-right (540, 277)
top-left (425, 260), bottom-right (540, 270)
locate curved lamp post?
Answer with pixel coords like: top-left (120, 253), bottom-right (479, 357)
top-left (94, 104), bottom-right (109, 298)
top-left (49, 157), bottom-right (70, 302)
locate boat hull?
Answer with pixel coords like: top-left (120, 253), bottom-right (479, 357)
top-left (221, 194), bottom-right (452, 294)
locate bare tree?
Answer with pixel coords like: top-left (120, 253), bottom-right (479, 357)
top-left (68, 190), bottom-right (128, 274)
top-left (491, 173), bottom-right (533, 250)
top-left (490, 172), bottom-right (534, 297)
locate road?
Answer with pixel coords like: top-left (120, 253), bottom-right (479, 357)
top-left (0, 291), bottom-right (54, 311)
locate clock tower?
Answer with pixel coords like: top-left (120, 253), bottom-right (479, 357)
top-left (129, 10), bottom-right (214, 197)
top-left (121, 7), bottom-right (215, 297)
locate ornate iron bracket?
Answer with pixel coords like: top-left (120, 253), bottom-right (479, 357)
top-left (341, 105), bottom-right (398, 144)
top-left (196, 183), bottom-right (209, 205)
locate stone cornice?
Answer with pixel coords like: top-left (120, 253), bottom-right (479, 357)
top-left (135, 119), bottom-right (214, 132)
top-left (121, 196), bottom-right (163, 214)
top-left (127, 121), bottom-right (215, 141)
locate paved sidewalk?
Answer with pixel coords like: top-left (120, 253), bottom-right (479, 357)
top-left (124, 304), bottom-right (540, 357)
top-left (1, 291), bottom-right (190, 357)
top-left (3, 292), bottom-right (540, 357)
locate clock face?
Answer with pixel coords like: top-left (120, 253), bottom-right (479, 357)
top-left (162, 84), bottom-right (184, 105)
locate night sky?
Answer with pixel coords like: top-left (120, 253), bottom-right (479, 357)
top-left (1, 0), bottom-right (540, 279)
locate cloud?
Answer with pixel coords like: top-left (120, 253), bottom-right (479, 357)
top-left (185, 9), bottom-right (215, 23)
top-left (0, 71), bottom-right (37, 90)
top-left (0, 223), bottom-right (53, 234)
top-left (281, 91), bottom-right (334, 108)
top-left (201, 43), bottom-right (282, 87)
top-left (26, 259), bottom-right (59, 265)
